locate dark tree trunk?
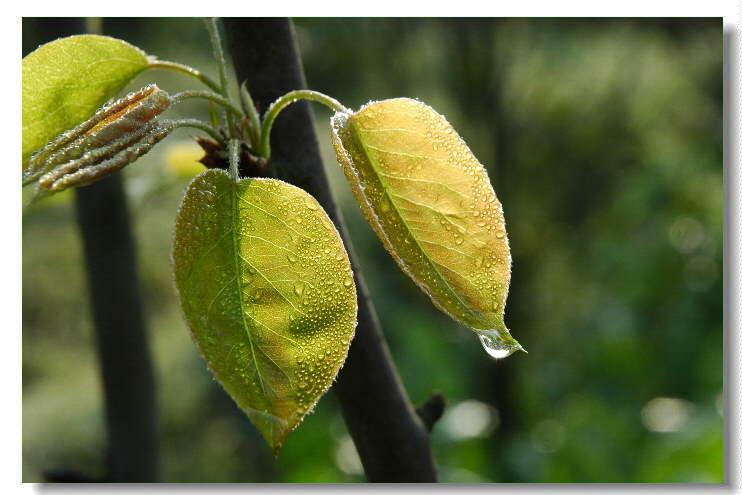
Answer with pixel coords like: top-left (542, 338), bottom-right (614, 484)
top-left (224, 17), bottom-right (438, 482)
top-left (24, 17), bottom-right (158, 482)
top-left (74, 174), bottom-right (159, 482)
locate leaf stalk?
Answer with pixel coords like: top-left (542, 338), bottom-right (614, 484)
top-left (147, 59), bottom-right (222, 94)
top-left (205, 18), bottom-right (237, 138)
top-left (171, 90), bottom-right (244, 119)
top-left (258, 89), bottom-right (349, 159)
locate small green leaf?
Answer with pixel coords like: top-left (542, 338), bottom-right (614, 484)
top-left (331, 98), bottom-right (523, 358)
top-left (22, 35), bottom-right (149, 166)
top-left (172, 170), bottom-right (358, 454)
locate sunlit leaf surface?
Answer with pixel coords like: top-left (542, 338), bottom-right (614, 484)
top-left (331, 98), bottom-right (522, 357)
top-left (22, 35), bottom-right (149, 166)
top-left (172, 170), bottom-right (358, 453)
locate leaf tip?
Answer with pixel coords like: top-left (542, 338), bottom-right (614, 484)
top-left (476, 327), bottom-right (525, 359)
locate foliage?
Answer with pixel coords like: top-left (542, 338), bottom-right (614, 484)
top-left (22, 18), bottom-right (722, 483)
top-left (173, 171), bottom-right (357, 454)
top-left (22, 20), bottom-right (514, 454)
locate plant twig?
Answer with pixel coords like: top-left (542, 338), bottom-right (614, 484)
top-left (205, 18), bottom-right (236, 138)
top-left (169, 118), bottom-right (225, 143)
top-left (258, 89), bottom-right (348, 159)
top-left (416, 393), bottom-right (446, 433)
top-left (147, 59), bottom-right (222, 93)
top-left (171, 90), bottom-right (244, 118)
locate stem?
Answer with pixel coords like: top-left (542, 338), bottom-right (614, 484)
top-left (240, 82), bottom-right (261, 150)
top-left (147, 59), bottom-right (222, 94)
top-left (171, 90), bottom-right (244, 118)
top-left (168, 118), bottom-right (224, 143)
top-left (228, 139), bottom-right (241, 182)
top-left (258, 89), bottom-right (349, 159)
top-left (224, 17), bottom-right (438, 482)
top-left (205, 18), bottom-right (237, 138)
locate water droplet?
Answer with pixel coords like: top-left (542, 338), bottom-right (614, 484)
top-left (477, 329), bottom-right (524, 359)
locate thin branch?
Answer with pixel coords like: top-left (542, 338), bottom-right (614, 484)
top-left (205, 18), bottom-right (237, 137)
top-left (258, 89), bottom-right (348, 159)
top-left (171, 90), bottom-right (244, 118)
top-left (169, 118), bottom-right (224, 143)
top-left (147, 59), bottom-right (222, 94)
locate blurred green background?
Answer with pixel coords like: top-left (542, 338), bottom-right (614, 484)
top-left (22, 18), bottom-right (723, 483)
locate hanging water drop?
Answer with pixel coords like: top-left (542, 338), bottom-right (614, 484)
top-left (476, 328), bottom-right (525, 360)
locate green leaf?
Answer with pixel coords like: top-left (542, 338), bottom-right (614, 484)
top-left (22, 35), bottom-right (149, 166)
top-left (172, 170), bottom-right (358, 454)
top-left (331, 98), bottom-right (523, 358)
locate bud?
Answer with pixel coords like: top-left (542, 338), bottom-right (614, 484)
top-left (23, 84), bottom-right (171, 187)
top-left (23, 85), bottom-right (173, 198)
top-left (42, 122), bottom-right (173, 192)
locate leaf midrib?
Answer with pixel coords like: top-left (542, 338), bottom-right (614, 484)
top-left (348, 118), bottom-right (489, 328)
top-left (229, 179), bottom-right (269, 411)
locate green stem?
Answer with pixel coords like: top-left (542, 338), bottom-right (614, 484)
top-left (147, 59), bottom-right (222, 94)
top-left (228, 139), bottom-right (241, 183)
top-left (205, 18), bottom-right (237, 138)
top-left (171, 90), bottom-right (244, 118)
top-left (258, 90), bottom-right (349, 159)
top-left (168, 118), bottom-right (224, 143)
top-left (240, 82), bottom-right (261, 150)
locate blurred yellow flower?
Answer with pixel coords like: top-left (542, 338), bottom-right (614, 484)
top-left (165, 140), bottom-right (206, 178)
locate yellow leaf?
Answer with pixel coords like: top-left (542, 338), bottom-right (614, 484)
top-left (172, 170), bottom-right (358, 453)
top-left (331, 98), bottom-right (523, 358)
top-left (165, 140), bottom-right (206, 178)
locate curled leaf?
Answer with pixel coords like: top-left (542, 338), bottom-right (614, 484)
top-left (22, 34), bottom-right (149, 166)
top-left (172, 170), bottom-right (358, 454)
top-left (331, 98), bottom-right (523, 357)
